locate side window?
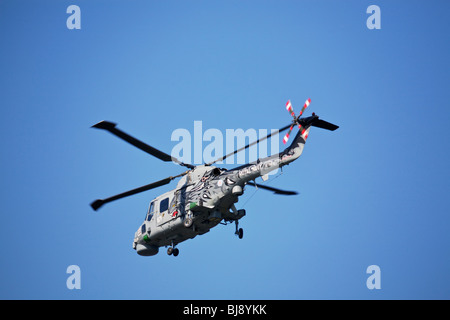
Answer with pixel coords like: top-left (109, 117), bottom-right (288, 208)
top-left (159, 198), bottom-right (169, 213)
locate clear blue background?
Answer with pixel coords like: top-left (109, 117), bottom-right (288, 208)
top-left (0, 0), bottom-right (449, 299)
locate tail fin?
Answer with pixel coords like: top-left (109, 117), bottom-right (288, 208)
top-left (280, 126), bottom-right (310, 166)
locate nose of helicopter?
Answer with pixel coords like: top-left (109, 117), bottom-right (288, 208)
top-left (136, 243), bottom-right (158, 256)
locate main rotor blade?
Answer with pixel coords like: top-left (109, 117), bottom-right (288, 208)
top-left (206, 123), bottom-right (292, 166)
top-left (246, 181), bottom-right (298, 195)
top-left (92, 120), bottom-right (194, 169)
top-left (90, 172), bottom-right (187, 211)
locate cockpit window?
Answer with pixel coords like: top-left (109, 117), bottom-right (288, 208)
top-left (147, 201), bottom-right (154, 221)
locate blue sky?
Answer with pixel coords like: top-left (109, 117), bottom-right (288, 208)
top-left (0, 0), bottom-right (449, 299)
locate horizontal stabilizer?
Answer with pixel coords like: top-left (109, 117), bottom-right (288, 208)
top-left (311, 119), bottom-right (339, 131)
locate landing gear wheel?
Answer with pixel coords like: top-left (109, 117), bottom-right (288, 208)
top-left (172, 248), bottom-right (179, 257)
top-left (167, 247), bottom-right (173, 255)
top-left (234, 220), bottom-right (244, 239)
top-left (184, 217), bottom-right (193, 228)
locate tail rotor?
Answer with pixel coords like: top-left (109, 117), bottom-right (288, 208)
top-left (283, 98), bottom-right (311, 144)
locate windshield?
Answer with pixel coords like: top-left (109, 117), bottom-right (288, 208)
top-left (147, 201), bottom-right (154, 221)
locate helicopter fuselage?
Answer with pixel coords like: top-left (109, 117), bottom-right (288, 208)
top-left (133, 125), bottom-right (310, 256)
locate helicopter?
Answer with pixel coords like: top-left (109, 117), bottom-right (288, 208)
top-left (90, 99), bottom-right (338, 257)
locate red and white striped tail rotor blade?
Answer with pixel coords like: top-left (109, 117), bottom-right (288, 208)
top-left (282, 125), bottom-right (294, 144)
top-left (298, 98), bottom-right (311, 117)
top-left (298, 124), bottom-right (309, 140)
top-left (285, 100), bottom-right (296, 119)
